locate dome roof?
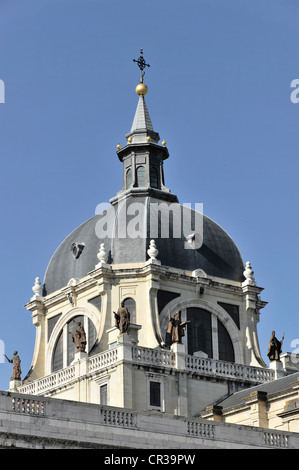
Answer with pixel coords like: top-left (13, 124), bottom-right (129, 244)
top-left (43, 194), bottom-right (245, 295)
top-left (43, 75), bottom-right (246, 295)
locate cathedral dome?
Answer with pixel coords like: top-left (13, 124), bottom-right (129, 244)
top-left (43, 194), bottom-right (245, 295)
top-left (43, 56), bottom-right (245, 295)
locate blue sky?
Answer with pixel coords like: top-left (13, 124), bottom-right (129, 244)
top-left (0, 0), bottom-right (299, 390)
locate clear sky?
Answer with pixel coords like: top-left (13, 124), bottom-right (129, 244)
top-left (0, 0), bottom-right (298, 390)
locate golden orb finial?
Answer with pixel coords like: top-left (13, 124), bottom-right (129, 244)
top-left (136, 82), bottom-right (148, 96)
top-left (161, 140), bottom-right (167, 147)
top-left (117, 144), bottom-right (122, 150)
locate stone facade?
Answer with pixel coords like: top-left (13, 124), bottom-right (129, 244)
top-left (18, 258), bottom-right (275, 418)
top-left (1, 390), bottom-right (298, 449)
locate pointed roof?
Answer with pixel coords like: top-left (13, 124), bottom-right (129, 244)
top-left (126, 94), bottom-right (160, 144)
top-left (130, 95), bottom-right (154, 133)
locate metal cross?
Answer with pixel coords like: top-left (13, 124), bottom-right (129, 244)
top-left (133, 48), bottom-right (150, 82)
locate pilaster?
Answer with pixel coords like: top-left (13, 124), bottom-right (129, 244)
top-left (8, 379), bottom-right (22, 392)
top-left (269, 360), bottom-right (286, 379)
top-left (245, 391), bottom-right (268, 428)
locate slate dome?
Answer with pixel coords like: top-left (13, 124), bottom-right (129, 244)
top-left (43, 194), bottom-right (245, 295)
top-left (43, 73), bottom-right (245, 295)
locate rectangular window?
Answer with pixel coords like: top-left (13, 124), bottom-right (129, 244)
top-left (100, 384), bottom-right (108, 405)
top-left (150, 381), bottom-right (161, 407)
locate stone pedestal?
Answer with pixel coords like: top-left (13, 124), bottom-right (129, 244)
top-left (72, 351), bottom-right (89, 378)
top-left (171, 342), bottom-right (185, 354)
top-left (9, 379), bottom-right (22, 392)
top-left (107, 324), bottom-right (141, 347)
top-left (269, 360), bottom-right (286, 379)
top-left (73, 351), bottom-right (88, 363)
top-left (171, 342), bottom-right (186, 369)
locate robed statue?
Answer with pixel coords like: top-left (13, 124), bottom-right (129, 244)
top-left (165, 310), bottom-right (190, 347)
top-left (4, 350), bottom-right (22, 381)
top-left (267, 330), bottom-right (284, 361)
top-left (114, 301), bottom-right (130, 334)
top-left (69, 321), bottom-right (87, 353)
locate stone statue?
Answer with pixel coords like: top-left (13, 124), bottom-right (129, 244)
top-left (267, 330), bottom-right (284, 361)
top-left (165, 310), bottom-right (190, 347)
top-left (114, 301), bottom-right (130, 334)
top-left (69, 321), bottom-right (87, 353)
top-left (4, 351), bottom-right (22, 381)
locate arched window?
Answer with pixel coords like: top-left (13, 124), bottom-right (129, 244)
top-left (186, 307), bottom-right (235, 362)
top-left (186, 308), bottom-right (212, 357)
top-left (123, 297), bottom-right (136, 324)
top-left (150, 167), bottom-right (159, 188)
top-left (52, 315), bottom-right (97, 372)
top-left (217, 319), bottom-right (235, 362)
top-left (136, 166), bottom-right (146, 187)
top-left (52, 331), bottom-right (63, 372)
top-left (126, 168), bottom-right (132, 188)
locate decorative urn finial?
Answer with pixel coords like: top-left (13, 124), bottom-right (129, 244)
top-left (31, 276), bottom-right (43, 300)
top-left (147, 239), bottom-right (159, 260)
top-left (243, 261), bottom-right (256, 285)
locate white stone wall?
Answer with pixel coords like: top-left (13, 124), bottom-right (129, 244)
top-left (0, 390), bottom-right (298, 449)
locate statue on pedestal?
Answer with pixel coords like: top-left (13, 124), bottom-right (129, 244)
top-left (267, 330), bottom-right (284, 361)
top-left (114, 301), bottom-right (130, 334)
top-left (69, 321), bottom-right (87, 353)
top-left (165, 310), bottom-right (190, 347)
top-left (4, 350), bottom-right (22, 381)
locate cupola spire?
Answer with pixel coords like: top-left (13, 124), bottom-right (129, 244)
top-left (114, 50), bottom-right (177, 202)
top-left (126, 49), bottom-right (159, 144)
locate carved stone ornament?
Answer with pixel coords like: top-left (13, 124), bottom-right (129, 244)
top-left (70, 242), bottom-right (85, 259)
top-left (32, 277), bottom-right (42, 297)
top-left (147, 239), bottom-right (158, 259)
top-left (243, 261), bottom-right (256, 285)
top-left (97, 243), bottom-right (107, 263)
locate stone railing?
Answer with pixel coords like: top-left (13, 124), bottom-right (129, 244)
top-left (89, 348), bottom-right (119, 373)
top-left (19, 344), bottom-right (274, 396)
top-left (12, 396), bottom-right (45, 416)
top-left (187, 420), bottom-right (215, 439)
top-left (185, 355), bottom-right (275, 383)
top-left (4, 391), bottom-right (294, 449)
top-left (132, 346), bottom-right (175, 367)
top-left (263, 431), bottom-right (289, 448)
top-left (19, 364), bottom-right (76, 395)
top-left (100, 408), bottom-right (137, 428)
top-left (19, 348), bottom-right (119, 395)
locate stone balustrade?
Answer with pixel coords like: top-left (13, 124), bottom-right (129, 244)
top-left (263, 431), bottom-right (289, 448)
top-left (131, 346), bottom-right (175, 367)
top-left (1, 390), bottom-right (296, 449)
top-left (12, 396), bottom-right (45, 416)
top-left (185, 355), bottom-right (275, 382)
top-left (19, 343), bottom-right (275, 396)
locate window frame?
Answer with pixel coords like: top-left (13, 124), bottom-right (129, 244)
top-left (146, 373), bottom-right (165, 412)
